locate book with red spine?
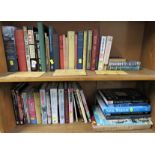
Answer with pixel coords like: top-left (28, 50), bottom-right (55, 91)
top-left (90, 29), bottom-right (99, 70)
top-left (59, 35), bottom-right (64, 69)
top-left (74, 33), bottom-right (77, 69)
top-left (62, 35), bottom-right (67, 69)
top-left (15, 29), bottom-right (27, 71)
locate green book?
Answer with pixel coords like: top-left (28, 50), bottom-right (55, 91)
top-left (37, 22), bottom-right (46, 71)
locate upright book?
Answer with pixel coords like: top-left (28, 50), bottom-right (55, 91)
top-left (82, 31), bottom-right (87, 70)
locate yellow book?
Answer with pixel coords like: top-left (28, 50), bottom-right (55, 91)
top-left (34, 92), bottom-right (42, 124)
top-left (68, 31), bottom-right (75, 69)
top-left (83, 31), bottom-right (87, 69)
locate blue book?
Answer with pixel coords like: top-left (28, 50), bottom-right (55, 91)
top-left (77, 31), bottom-right (83, 69)
top-left (48, 26), bottom-right (54, 71)
top-left (93, 105), bottom-right (153, 126)
top-left (96, 94), bottom-right (151, 116)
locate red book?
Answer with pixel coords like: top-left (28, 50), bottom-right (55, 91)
top-left (90, 29), bottom-right (99, 70)
top-left (74, 33), bottom-right (77, 69)
top-left (15, 30), bottom-right (27, 71)
top-left (59, 35), bottom-right (64, 69)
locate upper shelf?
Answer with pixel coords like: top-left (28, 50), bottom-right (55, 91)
top-left (0, 68), bottom-right (155, 82)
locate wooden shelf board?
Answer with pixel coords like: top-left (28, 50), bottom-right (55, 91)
top-left (10, 122), bottom-right (154, 133)
top-left (0, 68), bottom-right (155, 82)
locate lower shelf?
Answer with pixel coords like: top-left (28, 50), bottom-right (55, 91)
top-left (10, 122), bottom-right (155, 133)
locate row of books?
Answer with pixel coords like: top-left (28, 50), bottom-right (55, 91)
top-left (1, 23), bottom-right (115, 72)
top-left (11, 82), bottom-right (91, 125)
top-left (92, 88), bottom-right (153, 130)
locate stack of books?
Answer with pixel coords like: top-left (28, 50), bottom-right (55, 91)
top-left (92, 88), bottom-right (153, 131)
top-left (11, 82), bottom-right (91, 125)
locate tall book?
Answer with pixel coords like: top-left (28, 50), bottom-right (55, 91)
top-left (63, 35), bottom-right (67, 69)
top-left (64, 82), bottom-right (69, 123)
top-left (91, 29), bottom-right (99, 70)
top-left (37, 22), bottom-right (46, 71)
top-left (73, 93), bottom-right (78, 122)
top-left (59, 35), bottom-right (64, 69)
top-left (86, 30), bottom-right (93, 70)
top-left (53, 33), bottom-right (60, 70)
top-left (15, 29), bottom-right (27, 71)
top-left (58, 83), bottom-right (65, 124)
top-left (82, 31), bottom-right (87, 70)
top-left (77, 31), bottom-right (83, 69)
top-left (34, 89), bottom-right (42, 124)
top-left (2, 26), bottom-right (19, 71)
top-left (98, 36), bottom-right (107, 70)
top-left (103, 36), bottom-right (113, 69)
top-left (23, 26), bottom-right (31, 71)
top-left (40, 83), bottom-right (48, 124)
top-left (48, 26), bottom-right (54, 71)
top-left (27, 26), bottom-right (38, 71)
top-left (74, 33), bottom-right (77, 69)
top-left (50, 83), bottom-right (58, 124)
top-left (65, 36), bottom-right (68, 69)
top-left (68, 31), bottom-right (75, 69)
top-left (45, 33), bottom-right (50, 71)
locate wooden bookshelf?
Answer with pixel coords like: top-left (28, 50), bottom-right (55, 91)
top-left (0, 21), bottom-right (155, 133)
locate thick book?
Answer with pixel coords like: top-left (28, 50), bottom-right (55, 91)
top-left (23, 26), bottom-right (31, 71)
top-left (50, 83), bottom-right (58, 124)
top-left (82, 31), bottom-right (87, 70)
top-left (98, 88), bottom-right (148, 105)
top-left (53, 33), bottom-right (60, 70)
top-left (59, 35), bottom-right (64, 69)
top-left (15, 29), bottom-right (27, 71)
top-left (96, 94), bottom-right (151, 116)
top-left (2, 26), bottom-right (19, 72)
top-left (98, 36), bottom-right (107, 70)
top-left (64, 82), bottom-right (69, 123)
top-left (40, 83), bottom-right (48, 124)
top-left (37, 22), bottom-right (46, 71)
top-left (58, 83), bottom-right (65, 124)
top-left (68, 31), bottom-right (75, 69)
top-left (86, 30), bottom-right (93, 70)
top-left (77, 31), bottom-right (83, 69)
top-left (90, 29), bottom-right (99, 70)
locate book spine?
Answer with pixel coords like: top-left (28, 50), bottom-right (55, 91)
top-left (90, 29), bottom-right (99, 70)
top-left (59, 35), bottom-right (64, 69)
top-left (82, 31), bottom-right (87, 70)
top-left (108, 65), bottom-right (141, 70)
top-left (98, 36), bottom-right (107, 70)
top-left (58, 88), bottom-right (65, 124)
top-left (11, 90), bottom-right (20, 125)
top-left (80, 90), bottom-right (91, 122)
top-left (15, 30), bottom-right (27, 71)
top-left (46, 91), bottom-right (52, 124)
top-left (73, 93), bottom-right (78, 122)
top-left (68, 87), bottom-right (74, 123)
top-left (68, 31), bottom-right (75, 69)
top-left (2, 26), bottom-right (19, 71)
top-left (48, 26), bottom-right (54, 71)
top-left (74, 33), bottom-right (77, 69)
top-left (50, 89), bottom-right (58, 124)
top-left (64, 87), bottom-right (69, 123)
top-left (45, 33), bottom-right (50, 71)
top-left (63, 35), bottom-right (66, 69)
top-left (21, 92), bottom-right (31, 124)
top-left (86, 30), bottom-right (93, 70)
top-left (23, 26), bottom-right (31, 71)
top-left (37, 22), bottom-right (46, 71)
top-left (77, 31), bottom-right (83, 69)
top-left (40, 89), bottom-right (47, 124)
top-left (103, 36), bottom-right (113, 68)
top-left (108, 61), bottom-right (141, 66)
top-left (53, 33), bottom-right (60, 70)
top-left (27, 93), bottom-right (37, 124)
top-left (34, 92), bottom-right (42, 124)
top-left (65, 37), bottom-right (69, 69)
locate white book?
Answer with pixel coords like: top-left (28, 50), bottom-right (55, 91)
top-left (46, 88), bottom-right (52, 124)
top-left (58, 83), bottom-right (65, 124)
top-left (40, 83), bottom-right (48, 124)
top-left (68, 83), bottom-right (74, 123)
top-left (103, 36), bottom-right (113, 68)
top-left (98, 36), bottom-right (107, 70)
top-left (50, 83), bottom-right (58, 124)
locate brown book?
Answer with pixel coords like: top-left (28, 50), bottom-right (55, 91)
top-left (64, 82), bottom-right (69, 123)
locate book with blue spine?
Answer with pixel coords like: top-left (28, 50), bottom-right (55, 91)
top-left (77, 31), bottom-right (83, 69)
top-left (96, 94), bottom-right (151, 116)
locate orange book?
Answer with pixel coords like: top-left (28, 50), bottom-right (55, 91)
top-left (59, 35), bottom-right (64, 69)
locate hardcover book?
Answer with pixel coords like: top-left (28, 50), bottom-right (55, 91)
top-left (45, 33), bottom-right (50, 71)
top-left (59, 35), bottom-right (64, 69)
top-left (64, 82), bottom-right (69, 123)
top-left (82, 31), bottom-right (87, 70)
